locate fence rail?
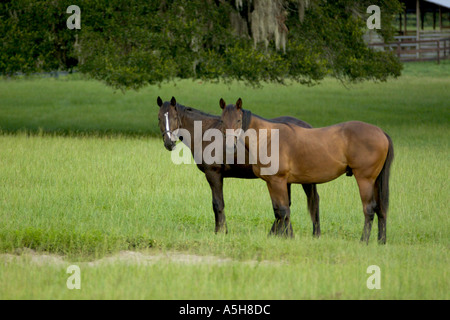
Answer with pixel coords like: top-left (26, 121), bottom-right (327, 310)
top-left (368, 37), bottom-right (450, 63)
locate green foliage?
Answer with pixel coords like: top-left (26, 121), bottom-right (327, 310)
top-left (0, 0), bottom-right (403, 89)
top-left (287, 0), bottom-right (403, 82)
top-left (0, 0), bottom-right (78, 75)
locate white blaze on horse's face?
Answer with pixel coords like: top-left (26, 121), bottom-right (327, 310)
top-left (164, 112), bottom-right (171, 140)
top-left (225, 128), bottom-right (243, 152)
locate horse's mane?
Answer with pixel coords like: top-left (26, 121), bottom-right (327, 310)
top-left (245, 109), bottom-right (302, 132)
top-left (242, 109), bottom-right (252, 131)
top-left (176, 103), bottom-right (220, 120)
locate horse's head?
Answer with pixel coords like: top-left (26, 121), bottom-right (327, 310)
top-left (219, 98), bottom-right (243, 152)
top-left (157, 96), bottom-right (180, 151)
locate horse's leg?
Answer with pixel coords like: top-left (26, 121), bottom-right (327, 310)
top-left (355, 176), bottom-right (377, 244)
top-left (267, 178), bottom-right (293, 238)
top-left (287, 183), bottom-right (292, 207)
top-left (374, 183), bottom-right (387, 244)
top-left (375, 209), bottom-right (387, 244)
top-left (205, 169), bottom-right (227, 234)
top-left (302, 183), bottom-right (321, 238)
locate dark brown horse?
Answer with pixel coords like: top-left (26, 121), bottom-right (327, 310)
top-left (157, 96), bottom-right (321, 236)
top-left (220, 98), bottom-right (394, 244)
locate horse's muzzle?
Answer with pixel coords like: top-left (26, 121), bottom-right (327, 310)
top-left (164, 140), bottom-right (176, 151)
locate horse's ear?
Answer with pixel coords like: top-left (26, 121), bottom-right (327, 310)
top-left (157, 96), bottom-right (163, 108)
top-left (170, 96), bottom-right (177, 106)
top-left (219, 98), bottom-right (226, 109)
top-left (236, 98), bottom-right (242, 110)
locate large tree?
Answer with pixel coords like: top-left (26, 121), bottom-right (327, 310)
top-left (0, 0), bottom-right (403, 90)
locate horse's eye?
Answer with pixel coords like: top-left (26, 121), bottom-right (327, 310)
top-left (237, 119), bottom-right (241, 123)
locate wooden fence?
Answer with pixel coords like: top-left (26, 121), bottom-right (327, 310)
top-left (368, 37), bottom-right (450, 63)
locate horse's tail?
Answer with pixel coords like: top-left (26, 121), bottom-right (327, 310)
top-left (376, 133), bottom-right (394, 215)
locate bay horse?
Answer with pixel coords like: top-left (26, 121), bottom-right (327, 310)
top-left (219, 98), bottom-right (394, 244)
top-left (157, 96), bottom-right (321, 236)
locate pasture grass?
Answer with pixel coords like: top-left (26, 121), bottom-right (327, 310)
top-left (0, 61), bottom-right (449, 299)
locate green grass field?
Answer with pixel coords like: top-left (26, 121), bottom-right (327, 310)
top-left (0, 62), bottom-right (449, 299)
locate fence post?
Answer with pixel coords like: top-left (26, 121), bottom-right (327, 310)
top-left (437, 40), bottom-right (440, 64)
top-left (446, 39), bottom-right (448, 59)
top-left (416, 0), bottom-right (420, 60)
top-left (445, 40), bottom-right (447, 58)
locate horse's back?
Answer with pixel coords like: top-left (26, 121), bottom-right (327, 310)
top-left (279, 120), bottom-right (389, 183)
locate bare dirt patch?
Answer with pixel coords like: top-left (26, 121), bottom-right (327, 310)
top-left (87, 250), bottom-right (234, 266)
top-left (0, 249), bottom-right (284, 267)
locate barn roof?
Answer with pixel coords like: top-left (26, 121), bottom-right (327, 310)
top-left (424, 0), bottom-right (450, 9)
top-left (401, 0), bottom-right (450, 11)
